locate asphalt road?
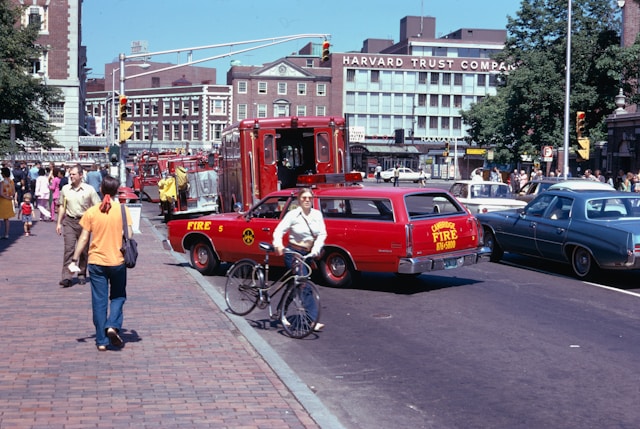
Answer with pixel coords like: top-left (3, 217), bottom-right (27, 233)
top-left (145, 190), bottom-right (640, 429)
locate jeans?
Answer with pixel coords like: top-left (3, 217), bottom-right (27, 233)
top-left (284, 246), bottom-right (318, 320)
top-left (88, 263), bottom-right (127, 346)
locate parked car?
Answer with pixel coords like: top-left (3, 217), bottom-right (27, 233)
top-left (516, 179), bottom-right (613, 203)
top-left (478, 188), bottom-right (640, 279)
top-left (164, 174), bottom-right (490, 288)
top-left (379, 167), bottom-right (422, 182)
top-left (449, 180), bottom-right (527, 214)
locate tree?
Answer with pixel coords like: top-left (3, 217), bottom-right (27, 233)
top-left (0, 0), bottom-right (62, 154)
top-left (461, 0), bottom-right (627, 165)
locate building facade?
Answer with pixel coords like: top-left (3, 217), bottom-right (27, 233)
top-left (84, 62), bottom-right (231, 153)
top-left (13, 0), bottom-right (83, 150)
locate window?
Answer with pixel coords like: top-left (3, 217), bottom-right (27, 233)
top-left (163, 124), bottom-right (170, 140)
top-left (192, 100), bottom-right (199, 115)
top-left (257, 104), bottom-right (267, 118)
top-left (346, 69), bottom-right (355, 82)
top-left (163, 101), bottom-right (170, 116)
top-left (441, 117), bottom-right (450, 129)
top-left (418, 72), bottom-right (427, 84)
top-left (477, 74), bottom-right (486, 86)
top-left (182, 123), bottom-right (189, 139)
top-left (316, 83), bottom-right (326, 96)
top-left (430, 73), bottom-right (439, 85)
top-left (152, 77), bottom-right (160, 88)
top-left (442, 73), bottom-right (451, 85)
top-left (50, 103), bottom-right (64, 123)
top-left (211, 123), bottom-right (224, 140)
top-left (453, 95), bottom-right (462, 108)
top-left (258, 82), bottom-right (267, 94)
top-left (278, 82), bottom-right (287, 95)
top-left (192, 123), bottom-right (199, 140)
top-left (143, 102), bottom-right (150, 116)
top-left (238, 81), bottom-right (247, 93)
top-left (316, 132), bottom-right (330, 163)
top-left (152, 101), bottom-right (159, 116)
top-left (429, 94), bottom-right (438, 107)
top-left (454, 73), bottom-right (462, 86)
top-left (442, 95), bottom-right (450, 108)
top-left (264, 134), bottom-right (275, 165)
top-left (26, 6), bottom-right (47, 32)
top-left (296, 105), bottom-right (307, 116)
top-left (489, 74), bottom-right (498, 87)
top-left (371, 70), bottom-right (380, 83)
top-left (297, 83), bottom-right (307, 95)
top-left (211, 99), bottom-right (226, 115)
top-left (418, 116), bottom-right (426, 128)
top-left (173, 124), bottom-right (180, 140)
top-left (418, 94), bottom-right (426, 106)
top-left (306, 59), bottom-right (314, 67)
top-left (319, 198), bottom-right (394, 221)
top-left (429, 117), bottom-right (438, 129)
top-left (173, 101), bottom-right (180, 115)
top-left (453, 117), bottom-right (462, 130)
top-left (315, 105), bottom-right (326, 116)
top-left (134, 102), bottom-right (142, 116)
top-left (237, 104), bottom-right (248, 120)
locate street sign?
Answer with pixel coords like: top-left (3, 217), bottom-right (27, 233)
top-left (542, 145), bottom-right (553, 162)
top-left (349, 126), bottom-right (365, 143)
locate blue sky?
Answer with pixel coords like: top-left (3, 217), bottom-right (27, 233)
top-left (82, 0), bottom-right (522, 83)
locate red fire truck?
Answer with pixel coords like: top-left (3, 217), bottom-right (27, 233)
top-left (218, 116), bottom-right (347, 212)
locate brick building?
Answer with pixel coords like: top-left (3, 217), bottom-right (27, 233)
top-left (13, 0), bottom-right (84, 150)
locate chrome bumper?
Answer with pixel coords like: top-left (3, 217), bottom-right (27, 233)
top-left (397, 246), bottom-right (492, 274)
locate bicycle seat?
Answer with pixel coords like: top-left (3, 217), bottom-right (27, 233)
top-left (259, 242), bottom-right (275, 253)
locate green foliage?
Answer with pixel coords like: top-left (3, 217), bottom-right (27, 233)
top-left (462, 0), bottom-right (628, 164)
top-left (0, 0), bottom-right (62, 154)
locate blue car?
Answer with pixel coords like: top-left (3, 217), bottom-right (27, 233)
top-left (477, 189), bottom-right (640, 279)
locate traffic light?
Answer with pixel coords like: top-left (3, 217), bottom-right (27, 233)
top-left (443, 142), bottom-right (450, 157)
top-left (577, 137), bottom-right (590, 161)
top-left (576, 111), bottom-right (586, 138)
top-left (321, 40), bottom-right (330, 62)
top-left (118, 95), bottom-right (133, 143)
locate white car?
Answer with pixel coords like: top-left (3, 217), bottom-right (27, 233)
top-left (449, 180), bottom-right (527, 214)
top-left (379, 167), bottom-right (422, 182)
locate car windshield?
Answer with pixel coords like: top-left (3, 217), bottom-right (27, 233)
top-left (405, 193), bottom-right (465, 219)
top-left (469, 184), bottom-right (510, 199)
top-left (585, 197), bottom-right (640, 219)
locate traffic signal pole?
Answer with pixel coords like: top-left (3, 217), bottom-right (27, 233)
top-left (115, 34), bottom-right (331, 186)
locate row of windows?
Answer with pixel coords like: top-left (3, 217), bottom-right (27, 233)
top-left (237, 81), bottom-right (327, 96)
top-left (125, 122), bottom-right (225, 141)
top-left (411, 46), bottom-right (501, 59)
top-left (89, 98), bottom-right (228, 118)
top-left (347, 69), bottom-right (498, 87)
top-left (236, 104), bottom-right (326, 121)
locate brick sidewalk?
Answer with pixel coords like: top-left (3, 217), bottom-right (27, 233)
top-left (0, 214), bottom-right (325, 428)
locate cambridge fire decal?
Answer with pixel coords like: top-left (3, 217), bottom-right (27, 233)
top-left (432, 221), bottom-right (457, 251)
top-left (242, 228), bottom-right (255, 246)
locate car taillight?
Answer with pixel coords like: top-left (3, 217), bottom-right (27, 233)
top-left (406, 223), bottom-right (414, 257)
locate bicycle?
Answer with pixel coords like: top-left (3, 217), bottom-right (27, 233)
top-left (224, 242), bottom-right (321, 339)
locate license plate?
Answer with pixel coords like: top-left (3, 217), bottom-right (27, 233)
top-left (444, 257), bottom-right (462, 269)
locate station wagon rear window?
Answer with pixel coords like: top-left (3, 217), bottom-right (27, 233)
top-left (319, 198), bottom-right (394, 221)
top-left (404, 193), bottom-right (465, 220)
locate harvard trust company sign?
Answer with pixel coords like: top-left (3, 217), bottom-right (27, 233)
top-left (342, 55), bottom-right (515, 73)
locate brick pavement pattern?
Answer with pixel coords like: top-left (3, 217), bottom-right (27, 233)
top-left (0, 216), bottom-right (320, 428)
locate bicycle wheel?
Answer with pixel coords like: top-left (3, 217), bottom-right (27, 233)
top-left (280, 280), bottom-right (321, 339)
top-left (225, 259), bottom-right (260, 316)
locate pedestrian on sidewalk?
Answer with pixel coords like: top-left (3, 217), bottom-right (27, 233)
top-left (69, 175), bottom-right (132, 351)
top-left (19, 193), bottom-right (34, 236)
top-left (56, 164), bottom-right (100, 288)
top-left (0, 167), bottom-right (16, 239)
top-left (35, 168), bottom-right (51, 220)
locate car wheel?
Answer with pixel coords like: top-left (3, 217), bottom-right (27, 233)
top-left (189, 240), bottom-right (219, 275)
top-left (318, 249), bottom-right (354, 288)
top-left (484, 228), bottom-right (503, 262)
top-left (571, 246), bottom-right (596, 279)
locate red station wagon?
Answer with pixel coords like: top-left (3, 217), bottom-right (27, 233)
top-left (164, 175), bottom-right (491, 287)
